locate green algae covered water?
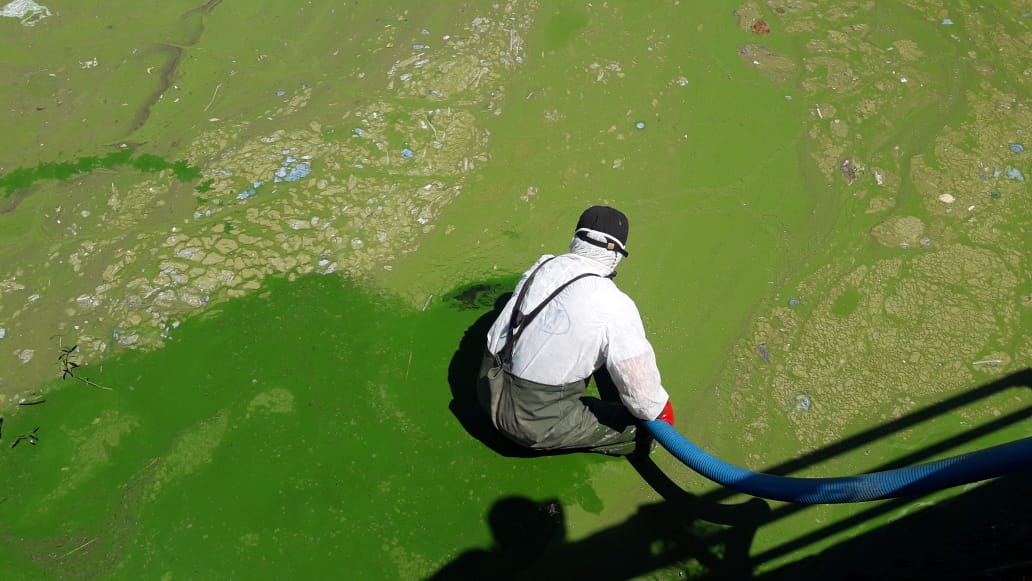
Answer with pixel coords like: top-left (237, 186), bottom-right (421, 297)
top-left (1, 1), bottom-right (1030, 578)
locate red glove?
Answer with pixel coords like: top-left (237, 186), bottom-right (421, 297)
top-left (656, 400), bottom-right (675, 426)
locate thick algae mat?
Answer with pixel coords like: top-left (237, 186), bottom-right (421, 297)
top-left (0, 275), bottom-right (619, 578)
top-left (1, 0), bottom-right (1030, 578)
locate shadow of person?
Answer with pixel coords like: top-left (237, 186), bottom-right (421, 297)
top-left (429, 496), bottom-right (566, 580)
top-left (429, 492), bottom-right (770, 581)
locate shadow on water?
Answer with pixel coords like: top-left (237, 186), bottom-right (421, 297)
top-left (728, 368), bottom-right (1032, 579)
top-left (440, 281), bottom-right (1032, 580)
top-left (429, 465), bottom-right (1032, 581)
top-left (429, 491), bottom-right (770, 581)
top-left (756, 467), bottom-right (1032, 581)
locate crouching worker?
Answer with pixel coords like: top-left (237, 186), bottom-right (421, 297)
top-left (477, 206), bottom-right (675, 456)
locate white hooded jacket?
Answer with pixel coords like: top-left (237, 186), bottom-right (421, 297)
top-left (486, 229), bottom-right (670, 421)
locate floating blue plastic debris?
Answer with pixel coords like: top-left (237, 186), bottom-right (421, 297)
top-left (276, 90), bottom-right (286, 97)
top-left (791, 394), bottom-right (812, 413)
top-left (269, 150), bottom-right (313, 183)
top-left (413, 44), bottom-right (429, 50)
top-left (788, 298), bottom-right (801, 307)
top-left (991, 191), bottom-right (1002, 199)
top-left (274, 160), bottom-right (311, 182)
top-left (635, 121), bottom-right (646, 129)
top-left (353, 127), bottom-right (364, 137)
top-left (290, 164), bottom-right (311, 180)
top-left (942, 18), bottom-right (953, 24)
top-left (237, 180), bottom-right (264, 200)
top-left (1004, 166), bottom-right (1025, 181)
top-left (1010, 143), bottom-right (1025, 153)
top-left (400, 148), bottom-right (415, 158)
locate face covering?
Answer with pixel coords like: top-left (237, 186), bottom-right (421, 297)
top-left (569, 228), bottom-right (625, 276)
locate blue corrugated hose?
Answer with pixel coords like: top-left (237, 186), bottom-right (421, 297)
top-left (645, 420), bottom-right (1032, 504)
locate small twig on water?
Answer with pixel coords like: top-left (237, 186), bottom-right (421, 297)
top-left (74, 376), bottom-right (113, 391)
top-left (57, 538), bottom-right (97, 560)
top-left (425, 114), bottom-right (440, 141)
top-left (203, 82), bottom-right (223, 112)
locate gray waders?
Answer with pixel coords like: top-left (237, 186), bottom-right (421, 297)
top-left (477, 258), bottom-right (644, 456)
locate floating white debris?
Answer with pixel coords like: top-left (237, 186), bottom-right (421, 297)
top-left (938, 193), bottom-right (955, 204)
top-left (0, 0), bottom-right (51, 26)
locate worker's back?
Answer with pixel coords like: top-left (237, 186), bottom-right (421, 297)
top-left (477, 206), bottom-right (674, 454)
top-left (486, 252), bottom-right (635, 385)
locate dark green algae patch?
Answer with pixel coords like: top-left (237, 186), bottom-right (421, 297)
top-left (1, 274), bottom-right (1028, 580)
top-left (0, 273), bottom-right (623, 579)
top-left (0, 150), bottom-right (200, 199)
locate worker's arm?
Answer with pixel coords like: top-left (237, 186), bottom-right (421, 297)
top-left (603, 294), bottom-right (673, 423)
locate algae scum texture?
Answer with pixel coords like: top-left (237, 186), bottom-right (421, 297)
top-left (0, 0), bottom-right (530, 393)
top-left (1, 0), bottom-right (1031, 578)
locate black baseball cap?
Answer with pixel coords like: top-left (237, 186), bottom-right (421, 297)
top-left (575, 205), bottom-right (629, 256)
